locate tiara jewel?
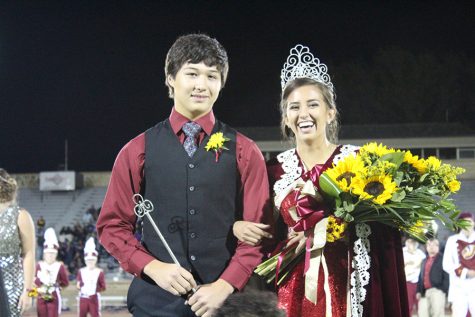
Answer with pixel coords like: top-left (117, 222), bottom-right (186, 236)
top-left (281, 44), bottom-right (334, 91)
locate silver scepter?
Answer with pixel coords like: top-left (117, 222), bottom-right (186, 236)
top-left (133, 193), bottom-right (197, 293)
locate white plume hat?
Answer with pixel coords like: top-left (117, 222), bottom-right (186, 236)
top-left (84, 237), bottom-right (98, 260)
top-left (43, 227), bottom-right (59, 253)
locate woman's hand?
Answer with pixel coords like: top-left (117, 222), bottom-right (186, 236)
top-left (18, 290), bottom-right (32, 314)
top-left (286, 229), bottom-right (309, 254)
top-left (233, 221), bottom-right (272, 246)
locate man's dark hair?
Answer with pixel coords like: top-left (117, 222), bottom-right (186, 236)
top-left (164, 33), bottom-right (229, 97)
top-left (215, 289), bottom-right (286, 317)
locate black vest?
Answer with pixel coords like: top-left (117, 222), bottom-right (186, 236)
top-left (143, 119), bottom-right (238, 283)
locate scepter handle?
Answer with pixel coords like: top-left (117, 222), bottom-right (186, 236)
top-left (145, 212), bottom-right (180, 266)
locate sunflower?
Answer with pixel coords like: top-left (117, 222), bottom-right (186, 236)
top-left (326, 155), bottom-right (365, 192)
top-left (351, 174), bottom-right (397, 205)
top-left (404, 151), bottom-right (427, 174)
top-left (360, 142), bottom-right (395, 157)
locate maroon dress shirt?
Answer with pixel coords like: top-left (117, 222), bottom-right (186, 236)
top-left (96, 108), bottom-right (271, 290)
top-left (423, 255), bottom-right (436, 289)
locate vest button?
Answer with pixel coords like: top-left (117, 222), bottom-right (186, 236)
top-left (190, 255), bottom-right (196, 261)
top-left (188, 163), bottom-right (195, 169)
top-left (189, 232), bottom-right (196, 239)
top-left (189, 209), bottom-right (196, 215)
top-left (189, 186), bottom-right (195, 191)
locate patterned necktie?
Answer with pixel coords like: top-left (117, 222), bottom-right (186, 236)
top-left (182, 122), bottom-right (202, 157)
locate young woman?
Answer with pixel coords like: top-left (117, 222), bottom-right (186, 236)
top-left (0, 168), bottom-right (36, 317)
top-left (234, 45), bottom-right (409, 317)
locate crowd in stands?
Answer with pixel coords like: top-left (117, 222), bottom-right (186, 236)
top-left (36, 205), bottom-right (120, 280)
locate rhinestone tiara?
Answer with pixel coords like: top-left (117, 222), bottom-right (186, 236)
top-left (280, 44), bottom-right (334, 92)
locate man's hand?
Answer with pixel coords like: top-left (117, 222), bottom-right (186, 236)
top-left (233, 221), bottom-right (272, 246)
top-left (143, 260), bottom-right (197, 296)
top-left (187, 279), bottom-right (234, 317)
top-left (467, 269), bottom-right (475, 278)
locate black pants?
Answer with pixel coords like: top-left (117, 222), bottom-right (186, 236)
top-left (127, 277), bottom-right (196, 317)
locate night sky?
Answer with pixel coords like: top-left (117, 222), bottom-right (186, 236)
top-left (1, 1), bottom-right (474, 173)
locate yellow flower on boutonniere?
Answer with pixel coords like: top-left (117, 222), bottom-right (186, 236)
top-left (205, 132), bottom-right (230, 162)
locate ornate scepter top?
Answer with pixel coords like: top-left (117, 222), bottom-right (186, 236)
top-left (133, 193), bottom-right (154, 218)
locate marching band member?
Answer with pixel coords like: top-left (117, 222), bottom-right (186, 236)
top-left (77, 237), bottom-right (106, 317)
top-left (35, 227), bottom-right (69, 317)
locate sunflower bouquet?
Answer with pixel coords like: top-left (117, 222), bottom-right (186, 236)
top-left (320, 142), bottom-right (466, 241)
top-left (255, 143), bottom-right (466, 286)
top-left (29, 284), bottom-right (56, 301)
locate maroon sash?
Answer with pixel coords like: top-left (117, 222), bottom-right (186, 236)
top-left (457, 240), bottom-right (475, 270)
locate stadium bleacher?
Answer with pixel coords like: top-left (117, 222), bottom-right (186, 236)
top-left (453, 179), bottom-right (475, 212)
top-left (18, 187), bottom-right (107, 231)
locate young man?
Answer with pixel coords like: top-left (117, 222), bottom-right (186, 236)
top-left (96, 34), bottom-right (271, 317)
top-left (443, 212), bottom-right (475, 317)
top-left (416, 239), bottom-right (449, 317)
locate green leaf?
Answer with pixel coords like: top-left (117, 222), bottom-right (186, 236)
top-left (319, 173), bottom-right (342, 198)
top-left (384, 205), bottom-right (406, 223)
top-left (420, 173), bottom-right (429, 182)
top-left (394, 171), bottom-right (404, 186)
top-left (391, 190), bottom-right (406, 202)
top-left (440, 199), bottom-right (455, 210)
top-left (381, 152), bottom-right (405, 168)
top-left (343, 213), bottom-right (355, 222)
top-left (335, 197), bottom-right (342, 208)
top-left (427, 187), bottom-right (440, 195)
top-left (457, 219), bottom-right (472, 231)
top-left (343, 200), bottom-right (355, 212)
top-left (334, 209), bottom-right (345, 218)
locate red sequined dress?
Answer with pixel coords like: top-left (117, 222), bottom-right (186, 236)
top-left (267, 145), bottom-right (410, 317)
